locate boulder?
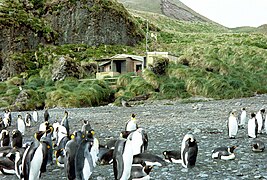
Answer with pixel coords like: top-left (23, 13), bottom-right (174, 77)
top-left (51, 56), bottom-right (80, 81)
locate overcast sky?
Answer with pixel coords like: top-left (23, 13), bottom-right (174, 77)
top-left (179, 0), bottom-right (267, 28)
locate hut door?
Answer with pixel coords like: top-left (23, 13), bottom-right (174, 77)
top-left (115, 61), bottom-right (122, 73)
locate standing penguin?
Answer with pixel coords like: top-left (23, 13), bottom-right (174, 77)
top-left (81, 120), bottom-right (92, 135)
top-left (125, 114), bottom-right (138, 131)
top-left (181, 134), bottom-right (198, 168)
top-left (11, 130), bottom-right (23, 149)
top-left (0, 130), bottom-right (10, 147)
top-left (17, 115), bottom-right (26, 136)
top-left (64, 131), bottom-right (84, 180)
top-left (256, 108), bottom-right (265, 134)
top-left (239, 108), bottom-right (247, 129)
top-left (24, 113), bottom-right (31, 127)
top-left (21, 131), bottom-right (49, 180)
top-left (4, 109), bottom-right (12, 126)
top-left (3, 116), bottom-right (10, 128)
top-left (44, 107), bottom-right (50, 122)
top-left (113, 138), bottom-right (133, 180)
top-left (75, 137), bottom-right (95, 180)
top-left (228, 110), bottom-right (238, 139)
top-left (248, 113), bottom-right (258, 138)
top-left (61, 110), bottom-right (70, 136)
top-left (128, 128), bottom-right (147, 156)
top-left (15, 147), bottom-right (27, 179)
top-left (32, 109), bottom-right (39, 123)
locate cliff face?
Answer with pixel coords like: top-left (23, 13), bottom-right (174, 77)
top-left (0, 0), bottom-right (144, 80)
top-left (118, 0), bottom-right (214, 23)
top-left (160, 0), bottom-right (207, 22)
top-left (47, 0), bottom-right (143, 46)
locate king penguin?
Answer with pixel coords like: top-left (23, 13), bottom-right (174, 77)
top-left (21, 131), bottom-right (49, 180)
top-left (4, 109), bottom-right (12, 126)
top-left (162, 150), bottom-right (182, 163)
top-left (239, 108), bottom-right (247, 129)
top-left (98, 147), bottom-right (114, 165)
top-left (113, 138), bottom-right (133, 180)
top-left (181, 134), bottom-right (198, 168)
top-left (12, 129), bottom-right (23, 148)
top-left (32, 109), bottom-right (39, 123)
top-left (24, 113), bottom-right (31, 127)
top-left (256, 108), bottom-right (265, 134)
top-left (64, 130), bottom-right (84, 180)
top-left (251, 140), bottom-right (265, 152)
top-left (128, 128), bottom-right (148, 156)
top-left (0, 130), bottom-right (10, 147)
top-left (228, 110), bottom-right (238, 139)
top-left (15, 147), bottom-right (28, 179)
top-left (44, 107), bottom-right (50, 122)
top-left (0, 153), bottom-right (16, 175)
top-left (81, 120), bottom-right (92, 135)
top-left (75, 137), bottom-right (95, 180)
top-left (211, 146), bottom-right (237, 160)
top-left (247, 113), bottom-right (258, 138)
top-left (17, 115), bottom-right (26, 136)
top-left (61, 110), bottom-right (70, 136)
top-left (133, 152), bottom-right (166, 166)
top-left (130, 162), bottom-right (153, 180)
top-left (125, 114), bottom-right (138, 131)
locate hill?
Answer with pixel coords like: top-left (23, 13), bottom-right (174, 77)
top-left (231, 24), bottom-right (267, 34)
top-left (118, 0), bottom-right (218, 24)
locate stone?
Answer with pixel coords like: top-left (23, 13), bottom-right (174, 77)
top-left (51, 56), bottom-right (80, 81)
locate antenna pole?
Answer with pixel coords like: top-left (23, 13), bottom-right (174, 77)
top-left (146, 20), bottom-right (149, 52)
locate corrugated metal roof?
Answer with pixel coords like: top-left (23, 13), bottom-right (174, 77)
top-left (111, 54), bottom-right (144, 62)
top-left (98, 60), bottom-right (111, 66)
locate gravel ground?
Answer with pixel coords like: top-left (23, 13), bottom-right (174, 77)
top-left (1, 94), bottom-right (267, 180)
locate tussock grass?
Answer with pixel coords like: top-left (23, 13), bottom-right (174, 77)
top-left (6, 77), bottom-right (24, 86)
top-left (116, 74), bottom-right (133, 89)
top-left (142, 69), bottom-right (160, 89)
top-left (45, 79), bottom-right (113, 108)
top-left (0, 82), bottom-right (7, 95)
top-left (26, 75), bottom-right (45, 90)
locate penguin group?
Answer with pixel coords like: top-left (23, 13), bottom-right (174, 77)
top-left (0, 104), bottom-right (265, 180)
top-left (227, 107), bottom-right (267, 139)
top-left (215, 107), bottom-right (266, 161)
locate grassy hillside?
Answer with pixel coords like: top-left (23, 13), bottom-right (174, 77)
top-left (115, 10), bottom-right (267, 101)
top-left (231, 24), bottom-right (267, 34)
top-left (0, 0), bottom-right (267, 110)
top-left (131, 10), bottom-right (229, 34)
top-left (118, 0), bottom-right (162, 14)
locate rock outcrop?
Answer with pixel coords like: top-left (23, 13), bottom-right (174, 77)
top-left (0, 0), bottom-right (144, 80)
top-left (51, 56), bottom-right (81, 81)
top-left (161, 0), bottom-right (208, 22)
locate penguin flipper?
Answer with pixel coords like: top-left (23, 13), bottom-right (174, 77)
top-left (84, 148), bottom-right (94, 171)
top-left (40, 142), bottom-right (48, 173)
top-left (114, 155), bottom-right (124, 180)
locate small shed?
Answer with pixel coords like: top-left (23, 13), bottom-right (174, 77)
top-left (96, 54), bottom-right (144, 79)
